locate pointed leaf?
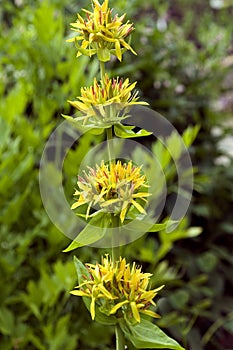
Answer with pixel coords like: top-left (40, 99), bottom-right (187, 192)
top-left (120, 317), bottom-right (185, 349)
top-left (63, 213), bottom-right (111, 252)
top-left (148, 220), bottom-right (178, 232)
top-left (114, 124), bottom-right (152, 138)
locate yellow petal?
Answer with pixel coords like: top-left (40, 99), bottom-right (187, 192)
top-left (110, 300), bottom-right (129, 314)
top-left (141, 309), bottom-right (161, 318)
top-left (98, 285), bottom-right (115, 299)
top-left (96, 32), bottom-right (117, 43)
top-left (153, 285), bottom-right (165, 293)
top-left (130, 301), bottom-right (140, 323)
top-left (66, 36), bottom-right (82, 42)
top-left (100, 198), bottom-right (120, 207)
top-left (90, 297), bottom-right (96, 320)
top-left (93, 0), bottom-right (101, 9)
top-left (68, 100), bottom-right (87, 111)
top-left (71, 200), bottom-right (86, 209)
top-left (115, 40), bottom-right (122, 61)
top-left (132, 192), bottom-right (151, 198)
top-left (70, 290), bottom-right (89, 297)
top-left (131, 199), bottom-right (146, 214)
top-left (120, 39), bottom-right (137, 55)
top-left (120, 204), bottom-right (128, 223)
top-left (101, 0), bottom-right (109, 13)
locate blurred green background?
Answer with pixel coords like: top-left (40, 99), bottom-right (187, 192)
top-left (0, 0), bottom-right (233, 349)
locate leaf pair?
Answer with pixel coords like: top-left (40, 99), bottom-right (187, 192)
top-left (63, 213), bottom-right (174, 252)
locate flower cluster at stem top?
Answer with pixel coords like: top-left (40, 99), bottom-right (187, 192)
top-left (67, 0), bottom-right (136, 61)
top-left (71, 255), bottom-right (164, 323)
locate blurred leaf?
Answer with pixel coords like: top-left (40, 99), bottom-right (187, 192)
top-left (197, 252), bottom-right (218, 273)
top-left (182, 125), bottom-right (200, 147)
top-left (170, 290), bottom-right (189, 310)
top-left (0, 307), bottom-right (14, 335)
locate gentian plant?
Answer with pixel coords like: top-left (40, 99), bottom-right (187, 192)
top-left (63, 1), bottom-right (185, 349)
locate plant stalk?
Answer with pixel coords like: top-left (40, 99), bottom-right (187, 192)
top-left (115, 324), bottom-right (125, 350)
top-left (110, 202), bottom-right (122, 350)
top-left (112, 218), bottom-right (121, 350)
top-left (111, 215), bottom-right (120, 263)
top-left (101, 60), bottom-right (114, 164)
top-left (100, 60), bottom-right (105, 81)
top-left (101, 58), bottom-right (124, 350)
top-left (106, 126), bottom-right (114, 163)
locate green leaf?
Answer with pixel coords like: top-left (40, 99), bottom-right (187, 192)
top-left (169, 290), bottom-right (189, 310)
top-left (73, 257), bottom-right (117, 325)
top-left (152, 141), bottom-right (171, 169)
top-left (114, 124), bottom-right (152, 138)
top-left (166, 132), bottom-right (182, 161)
top-left (61, 114), bottom-right (105, 135)
top-left (159, 226), bottom-right (202, 244)
top-left (148, 221), bottom-right (178, 232)
top-left (63, 212), bottom-right (111, 252)
top-left (120, 317), bottom-right (185, 349)
top-left (0, 118), bottom-right (11, 152)
top-left (182, 125), bottom-right (200, 147)
top-left (197, 252), bottom-right (218, 273)
top-left (0, 307), bottom-right (15, 335)
top-left (124, 218), bottom-right (177, 233)
top-left (2, 185), bottom-right (31, 225)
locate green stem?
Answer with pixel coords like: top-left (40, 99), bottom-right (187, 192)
top-left (111, 215), bottom-right (120, 263)
top-left (100, 60), bottom-right (105, 81)
top-left (106, 126), bottom-right (113, 163)
top-left (100, 58), bottom-right (124, 350)
top-left (101, 60), bottom-right (114, 164)
top-left (112, 245), bottom-right (120, 263)
top-left (111, 217), bottom-right (122, 350)
top-left (115, 324), bottom-right (125, 350)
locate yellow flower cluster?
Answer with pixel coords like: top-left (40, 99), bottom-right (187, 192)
top-left (71, 160), bottom-right (150, 223)
top-left (71, 255), bottom-right (164, 323)
top-left (68, 74), bottom-right (147, 126)
top-left (67, 0), bottom-right (136, 61)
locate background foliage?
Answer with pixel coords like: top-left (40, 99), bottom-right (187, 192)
top-left (0, 0), bottom-right (232, 349)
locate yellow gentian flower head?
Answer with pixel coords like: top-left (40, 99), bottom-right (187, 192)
top-left (67, 0), bottom-right (136, 61)
top-left (68, 74), bottom-right (148, 127)
top-left (71, 255), bottom-right (164, 323)
top-left (71, 160), bottom-right (151, 223)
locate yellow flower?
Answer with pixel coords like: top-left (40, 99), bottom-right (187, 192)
top-left (67, 0), bottom-right (136, 62)
top-left (68, 74), bottom-right (147, 127)
top-left (71, 160), bottom-right (150, 223)
top-left (71, 255), bottom-right (164, 322)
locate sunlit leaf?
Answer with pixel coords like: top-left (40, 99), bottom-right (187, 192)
top-left (114, 124), bottom-right (152, 138)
